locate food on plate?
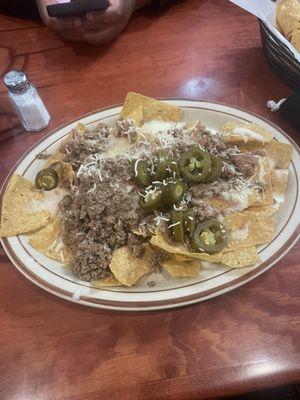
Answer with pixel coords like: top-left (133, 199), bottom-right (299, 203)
top-left (120, 92), bottom-right (182, 125)
top-left (276, 0), bottom-right (300, 51)
top-left (29, 217), bottom-right (71, 263)
top-left (0, 93), bottom-right (293, 287)
top-left (0, 174), bottom-right (52, 236)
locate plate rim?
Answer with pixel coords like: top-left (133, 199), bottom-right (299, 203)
top-left (1, 99), bottom-right (300, 311)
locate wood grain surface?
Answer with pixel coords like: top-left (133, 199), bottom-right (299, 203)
top-left (0, 1), bottom-right (299, 399)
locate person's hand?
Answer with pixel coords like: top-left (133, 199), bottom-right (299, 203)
top-left (36, 0), bottom-right (138, 44)
top-left (82, 0), bottom-right (136, 44)
top-left (37, 0), bottom-right (84, 42)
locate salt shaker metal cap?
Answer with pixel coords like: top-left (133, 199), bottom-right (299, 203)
top-left (4, 71), bottom-right (30, 94)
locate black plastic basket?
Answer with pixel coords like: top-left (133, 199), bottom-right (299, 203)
top-left (259, 19), bottom-right (300, 91)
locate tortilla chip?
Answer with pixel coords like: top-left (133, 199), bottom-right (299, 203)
top-left (226, 212), bottom-right (276, 250)
top-left (59, 162), bottom-right (74, 187)
top-left (57, 123), bottom-right (87, 151)
top-left (174, 254), bottom-right (195, 262)
top-left (161, 258), bottom-right (200, 278)
top-left (291, 19), bottom-right (300, 51)
top-left (120, 92), bottom-right (182, 126)
top-left (221, 122), bottom-right (273, 145)
top-left (91, 274), bottom-right (123, 288)
top-left (243, 204), bottom-right (280, 217)
top-left (264, 140), bottom-right (293, 169)
top-left (109, 244), bottom-right (152, 286)
top-left (29, 217), bottom-right (72, 263)
top-left (271, 169), bottom-right (289, 199)
top-left (276, 0), bottom-right (300, 40)
top-left (206, 187), bottom-right (262, 215)
top-left (75, 122), bottom-right (86, 135)
top-left (219, 247), bottom-right (259, 268)
top-left (46, 156), bottom-right (74, 187)
top-left (0, 174), bottom-right (52, 237)
top-left (45, 151), bottom-right (66, 168)
top-left (126, 105), bottom-right (144, 125)
top-left (257, 157), bottom-right (273, 206)
top-left (150, 234), bottom-right (259, 268)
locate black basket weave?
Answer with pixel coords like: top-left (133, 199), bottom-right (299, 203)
top-left (259, 19), bottom-right (300, 91)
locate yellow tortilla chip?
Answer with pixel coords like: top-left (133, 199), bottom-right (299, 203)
top-left (125, 105), bottom-right (144, 125)
top-left (264, 140), bottom-right (293, 169)
top-left (29, 217), bottom-right (71, 263)
top-left (46, 157), bottom-right (74, 187)
top-left (174, 254), bottom-right (195, 262)
top-left (150, 234), bottom-right (259, 268)
top-left (120, 92), bottom-right (182, 126)
top-left (276, 0), bottom-right (300, 40)
top-left (45, 151), bottom-right (66, 168)
top-left (219, 247), bottom-right (259, 268)
top-left (291, 19), bottom-right (300, 51)
top-left (206, 187), bottom-right (262, 215)
top-left (221, 122), bottom-right (273, 145)
top-left (109, 244), bottom-right (152, 286)
top-left (161, 258), bottom-right (200, 278)
top-left (243, 204), bottom-right (280, 217)
top-left (253, 157), bottom-right (273, 206)
top-left (75, 122), bottom-right (86, 135)
top-left (226, 212), bottom-right (276, 250)
top-left (91, 274), bottom-right (123, 288)
top-left (271, 169), bottom-right (289, 198)
top-left (0, 174), bottom-right (52, 237)
top-left (262, 159), bottom-right (273, 206)
top-left (59, 162), bottom-right (74, 187)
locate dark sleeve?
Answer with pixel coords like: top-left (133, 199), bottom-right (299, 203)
top-left (0, 0), bottom-right (40, 20)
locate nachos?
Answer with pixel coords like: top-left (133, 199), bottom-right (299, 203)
top-left (0, 93), bottom-right (293, 287)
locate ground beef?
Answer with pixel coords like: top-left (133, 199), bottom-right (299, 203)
top-left (58, 118), bottom-right (262, 282)
top-left (229, 153), bottom-right (259, 177)
top-left (60, 157), bottom-right (143, 281)
top-left (96, 123), bottom-right (110, 137)
top-left (72, 241), bottom-right (111, 281)
top-left (189, 178), bottom-right (248, 199)
top-left (198, 131), bottom-right (228, 155)
top-left (127, 233), bottom-right (146, 258)
top-left (221, 161), bottom-right (238, 180)
top-left (115, 118), bottom-right (137, 138)
top-left (61, 129), bottom-right (112, 170)
top-left (101, 157), bottom-right (132, 183)
top-left (172, 128), bottom-right (230, 161)
top-left (190, 121), bottom-right (206, 134)
top-left (189, 196), bottom-right (218, 221)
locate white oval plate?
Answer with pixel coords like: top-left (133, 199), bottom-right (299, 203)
top-left (1, 100), bottom-right (300, 311)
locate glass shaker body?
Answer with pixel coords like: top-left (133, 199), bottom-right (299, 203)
top-left (4, 71), bottom-right (51, 132)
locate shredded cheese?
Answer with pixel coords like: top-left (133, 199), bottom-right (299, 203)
top-left (168, 221), bottom-right (181, 229)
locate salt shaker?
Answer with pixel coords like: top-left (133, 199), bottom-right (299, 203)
top-left (3, 71), bottom-right (51, 132)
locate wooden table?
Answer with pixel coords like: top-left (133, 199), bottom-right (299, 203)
top-left (0, 1), bottom-right (299, 399)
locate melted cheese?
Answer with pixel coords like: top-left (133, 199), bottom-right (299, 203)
top-left (233, 127), bottom-right (265, 143)
top-left (221, 189), bottom-right (251, 213)
top-left (142, 120), bottom-right (184, 134)
top-left (29, 188), bottom-right (64, 214)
